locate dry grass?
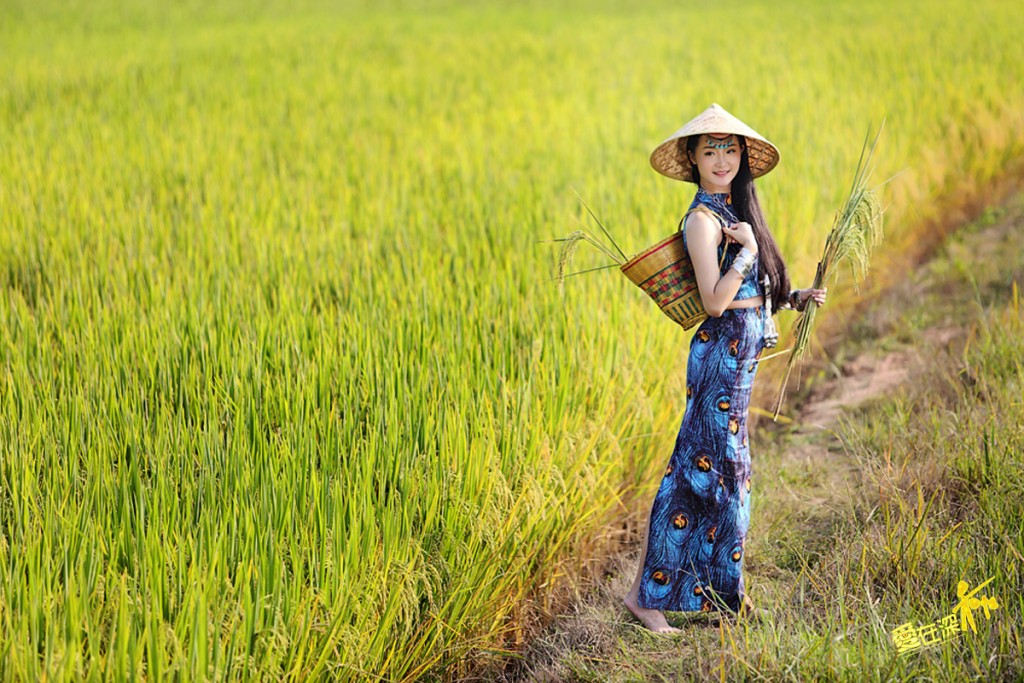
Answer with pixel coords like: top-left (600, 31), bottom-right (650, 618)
top-left (489, 192), bottom-right (1024, 682)
top-left (2, 0), bottom-right (1024, 680)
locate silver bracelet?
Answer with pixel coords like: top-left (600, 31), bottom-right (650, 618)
top-left (731, 247), bottom-right (757, 278)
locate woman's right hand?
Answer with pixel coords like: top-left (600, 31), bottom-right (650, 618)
top-left (723, 221), bottom-right (758, 252)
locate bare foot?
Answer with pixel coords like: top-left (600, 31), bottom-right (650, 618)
top-left (734, 594), bottom-right (763, 622)
top-left (623, 590), bottom-right (682, 634)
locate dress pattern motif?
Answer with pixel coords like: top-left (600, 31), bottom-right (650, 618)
top-left (636, 190), bottom-right (766, 614)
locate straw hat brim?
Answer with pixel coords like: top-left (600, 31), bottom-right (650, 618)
top-left (650, 103), bottom-right (780, 183)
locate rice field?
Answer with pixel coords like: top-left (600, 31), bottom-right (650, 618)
top-left (1, 0), bottom-right (1022, 680)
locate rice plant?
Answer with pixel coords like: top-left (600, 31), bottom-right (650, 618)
top-left (773, 125), bottom-right (887, 417)
top-left (1, 0), bottom-right (1022, 680)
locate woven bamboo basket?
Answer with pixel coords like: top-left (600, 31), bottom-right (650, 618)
top-left (620, 231), bottom-right (708, 330)
top-left (620, 205), bottom-right (731, 330)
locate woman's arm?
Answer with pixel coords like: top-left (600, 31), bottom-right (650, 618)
top-left (781, 288), bottom-right (828, 311)
top-left (685, 212), bottom-right (758, 317)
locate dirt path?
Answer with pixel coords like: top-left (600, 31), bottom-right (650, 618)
top-left (489, 319), bottom-right (932, 681)
top-left (492, 191), bottom-right (1024, 682)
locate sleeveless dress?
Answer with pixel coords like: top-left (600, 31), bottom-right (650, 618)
top-left (635, 188), bottom-right (766, 614)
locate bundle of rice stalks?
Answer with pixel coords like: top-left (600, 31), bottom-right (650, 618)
top-left (773, 125), bottom-right (887, 418)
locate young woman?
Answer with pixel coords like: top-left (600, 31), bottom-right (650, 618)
top-left (623, 104), bottom-right (827, 632)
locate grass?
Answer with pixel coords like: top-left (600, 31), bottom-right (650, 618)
top-left (1, 0), bottom-right (1024, 680)
top-left (508, 192), bottom-right (1024, 682)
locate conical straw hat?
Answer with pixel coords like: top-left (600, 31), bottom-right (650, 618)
top-left (650, 103), bottom-right (780, 182)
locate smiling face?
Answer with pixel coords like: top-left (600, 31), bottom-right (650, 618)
top-left (688, 133), bottom-right (743, 193)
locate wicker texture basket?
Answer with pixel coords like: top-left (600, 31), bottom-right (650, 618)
top-left (620, 231), bottom-right (707, 330)
top-left (621, 206), bottom-right (730, 330)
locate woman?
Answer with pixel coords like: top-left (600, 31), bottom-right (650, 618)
top-left (622, 104), bottom-right (827, 632)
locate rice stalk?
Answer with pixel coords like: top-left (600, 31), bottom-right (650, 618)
top-left (554, 231), bottom-right (586, 293)
top-left (571, 187), bottom-right (627, 262)
top-left (773, 125), bottom-right (887, 419)
top-left (550, 190), bottom-right (629, 291)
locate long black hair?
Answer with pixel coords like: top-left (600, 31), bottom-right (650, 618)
top-left (684, 134), bottom-right (791, 311)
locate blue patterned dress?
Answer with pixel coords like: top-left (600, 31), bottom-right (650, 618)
top-left (636, 189), bottom-right (766, 614)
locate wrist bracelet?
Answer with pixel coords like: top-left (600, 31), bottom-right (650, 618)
top-left (731, 247), bottom-right (756, 278)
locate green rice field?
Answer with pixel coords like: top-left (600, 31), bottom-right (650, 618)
top-left (1, 0), bottom-right (1022, 680)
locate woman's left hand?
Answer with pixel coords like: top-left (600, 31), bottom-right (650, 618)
top-left (794, 287), bottom-right (827, 311)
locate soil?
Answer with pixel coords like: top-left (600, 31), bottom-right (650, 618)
top-left (485, 189), bottom-right (1024, 682)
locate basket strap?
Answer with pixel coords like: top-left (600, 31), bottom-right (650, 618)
top-left (680, 205), bottom-right (731, 269)
top-left (681, 204), bottom-right (728, 229)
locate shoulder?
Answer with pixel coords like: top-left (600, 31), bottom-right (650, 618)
top-left (683, 207), bottom-right (721, 238)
